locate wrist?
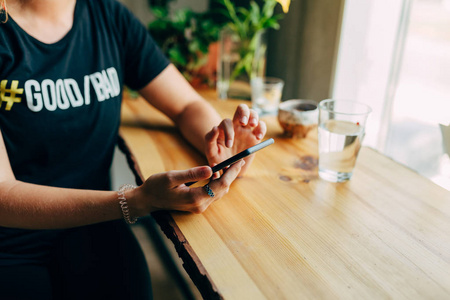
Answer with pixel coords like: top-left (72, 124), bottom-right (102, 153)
top-left (123, 185), bottom-right (152, 218)
top-left (118, 184), bottom-right (142, 224)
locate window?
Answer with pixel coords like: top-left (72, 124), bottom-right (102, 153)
top-left (333, 0), bottom-right (450, 191)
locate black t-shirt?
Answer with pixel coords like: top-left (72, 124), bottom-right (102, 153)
top-left (0, 0), bottom-right (169, 265)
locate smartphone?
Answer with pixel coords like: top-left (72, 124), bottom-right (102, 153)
top-left (186, 138), bottom-right (274, 186)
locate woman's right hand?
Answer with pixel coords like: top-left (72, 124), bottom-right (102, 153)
top-left (129, 160), bottom-right (245, 215)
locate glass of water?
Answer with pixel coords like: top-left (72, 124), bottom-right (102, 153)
top-left (318, 99), bottom-right (372, 182)
top-left (251, 77), bottom-right (284, 115)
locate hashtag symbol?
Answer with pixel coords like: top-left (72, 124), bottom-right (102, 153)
top-left (0, 80), bottom-right (23, 111)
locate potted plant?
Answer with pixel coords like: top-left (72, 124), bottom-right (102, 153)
top-left (148, 5), bottom-right (224, 87)
top-left (216, 0), bottom-right (291, 99)
top-left (147, 0), bottom-right (290, 93)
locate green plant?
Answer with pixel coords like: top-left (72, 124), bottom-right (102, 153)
top-left (218, 0), bottom-right (284, 40)
top-left (217, 0), bottom-right (290, 80)
top-left (148, 6), bottom-right (223, 82)
top-left (147, 0), bottom-right (290, 86)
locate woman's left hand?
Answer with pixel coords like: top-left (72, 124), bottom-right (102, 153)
top-left (205, 104), bottom-right (267, 177)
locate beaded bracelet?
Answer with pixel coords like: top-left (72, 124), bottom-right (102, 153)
top-left (118, 184), bottom-right (138, 225)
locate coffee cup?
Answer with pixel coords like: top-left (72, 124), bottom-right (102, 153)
top-left (278, 99), bottom-right (318, 138)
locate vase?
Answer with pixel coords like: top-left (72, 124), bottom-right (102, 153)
top-left (217, 27), bottom-right (267, 100)
top-left (188, 42), bottom-right (219, 89)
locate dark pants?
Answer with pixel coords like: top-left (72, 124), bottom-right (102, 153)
top-left (0, 220), bottom-right (152, 300)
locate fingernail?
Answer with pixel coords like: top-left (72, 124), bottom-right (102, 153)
top-left (226, 139), bottom-right (233, 148)
top-left (250, 118), bottom-right (257, 125)
top-left (257, 133), bottom-right (263, 140)
top-left (240, 116), bottom-right (248, 124)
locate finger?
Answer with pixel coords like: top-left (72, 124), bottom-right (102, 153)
top-left (211, 160), bottom-right (245, 191)
top-left (253, 120), bottom-right (267, 141)
top-left (187, 187), bottom-right (217, 214)
top-left (248, 109), bottom-right (259, 127)
top-left (218, 118), bottom-right (234, 148)
top-left (211, 163), bottom-right (221, 180)
top-left (216, 120), bottom-right (226, 146)
top-left (167, 166), bottom-right (213, 187)
top-left (187, 180), bottom-right (220, 209)
top-left (205, 126), bottom-right (219, 157)
top-left (233, 104), bottom-right (251, 126)
top-left (187, 161), bottom-right (246, 213)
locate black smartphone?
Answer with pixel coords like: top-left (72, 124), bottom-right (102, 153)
top-left (186, 138), bottom-right (274, 186)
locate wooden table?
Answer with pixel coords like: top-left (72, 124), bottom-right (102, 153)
top-left (119, 89), bottom-right (450, 300)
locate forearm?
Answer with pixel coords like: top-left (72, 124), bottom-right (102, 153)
top-left (138, 65), bottom-right (222, 154)
top-left (174, 100), bottom-right (221, 153)
top-left (0, 180), bottom-right (125, 230)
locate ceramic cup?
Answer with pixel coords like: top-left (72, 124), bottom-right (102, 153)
top-left (278, 99), bottom-right (318, 138)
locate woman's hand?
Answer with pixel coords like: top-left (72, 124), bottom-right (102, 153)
top-left (130, 160), bottom-right (245, 215)
top-left (205, 104), bottom-right (267, 176)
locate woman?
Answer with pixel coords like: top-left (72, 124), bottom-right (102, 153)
top-left (0, 0), bottom-right (266, 299)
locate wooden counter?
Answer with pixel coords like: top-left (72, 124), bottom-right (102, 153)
top-left (119, 89), bottom-right (450, 300)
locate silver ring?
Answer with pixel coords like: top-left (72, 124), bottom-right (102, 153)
top-left (203, 184), bottom-right (215, 198)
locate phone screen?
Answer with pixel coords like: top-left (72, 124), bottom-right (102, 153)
top-left (211, 138), bottom-right (274, 173)
top-left (186, 138), bottom-right (274, 186)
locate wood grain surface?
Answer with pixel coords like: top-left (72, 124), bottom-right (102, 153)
top-left (119, 89), bottom-right (450, 300)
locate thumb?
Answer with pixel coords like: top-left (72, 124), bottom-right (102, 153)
top-left (168, 166), bottom-right (213, 186)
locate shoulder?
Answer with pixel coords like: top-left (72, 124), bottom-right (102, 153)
top-left (0, 20), bottom-right (19, 75)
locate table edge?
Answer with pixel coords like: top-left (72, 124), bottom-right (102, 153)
top-left (117, 134), bottom-right (223, 300)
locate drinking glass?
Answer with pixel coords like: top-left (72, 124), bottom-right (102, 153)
top-left (217, 28), bottom-right (267, 100)
top-left (318, 99), bottom-right (372, 182)
top-left (251, 77), bottom-right (284, 115)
